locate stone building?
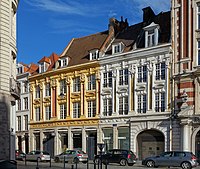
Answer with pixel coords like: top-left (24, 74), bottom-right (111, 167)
top-left (0, 0), bottom-right (19, 160)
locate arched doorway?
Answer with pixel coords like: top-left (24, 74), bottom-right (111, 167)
top-left (137, 129), bottom-right (164, 160)
top-left (195, 130), bottom-right (200, 161)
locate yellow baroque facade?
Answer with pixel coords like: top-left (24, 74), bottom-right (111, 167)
top-left (29, 62), bottom-right (101, 157)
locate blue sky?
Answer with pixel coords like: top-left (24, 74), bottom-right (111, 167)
top-left (17, 0), bottom-right (170, 64)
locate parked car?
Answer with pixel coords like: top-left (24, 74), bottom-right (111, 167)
top-left (93, 149), bottom-right (137, 166)
top-left (15, 150), bottom-right (25, 160)
top-left (54, 150), bottom-right (88, 163)
top-left (142, 151), bottom-right (198, 169)
top-left (25, 150), bottom-right (51, 162)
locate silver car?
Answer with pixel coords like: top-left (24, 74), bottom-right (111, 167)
top-left (54, 150), bottom-right (88, 163)
top-left (25, 150), bottom-right (51, 162)
top-left (142, 151), bottom-right (198, 169)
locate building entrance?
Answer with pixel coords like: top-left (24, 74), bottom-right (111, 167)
top-left (195, 130), bottom-right (200, 160)
top-left (137, 129), bottom-right (164, 160)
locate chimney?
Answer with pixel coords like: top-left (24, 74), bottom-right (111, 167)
top-left (142, 6), bottom-right (155, 23)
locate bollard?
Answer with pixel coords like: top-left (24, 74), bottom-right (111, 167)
top-left (36, 157), bottom-right (39, 169)
top-left (71, 164), bottom-right (74, 169)
top-left (24, 154), bottom-right (27, 166)
top-left (49, 156), bottom-right (51, 168)
top-left (94, 161), bottom-right (96, 169)
top-left (87, 159), bottom-right (89, 169)
top-left (63, 156), bottom-right (66, 169)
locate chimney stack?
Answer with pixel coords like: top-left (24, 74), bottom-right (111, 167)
top-left (142, 6), bottom-right (155, 24)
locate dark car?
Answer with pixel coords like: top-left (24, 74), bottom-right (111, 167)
top-left (142, 151), bottom-right (198, 169)
top-left (0, 160), bottom-right (17, 169)
top-left (93, 149), bottom-right (137, 166)
top-left (15, 150), bottom-right (25, 160)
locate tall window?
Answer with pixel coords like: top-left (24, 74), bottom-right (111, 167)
top-left (119, 96), bottom-right (128, 115)
top-left (155, 92), bottom-right (165, 112)
top-left (198, 5), bottom-right (200, 29)
top-left (24, 97), bottom-right (28, 110)
top-left (147, 29), bottom-right (155, 47)
top-left (73, 102), bottom-right (81, 118)
top-left (90, 50), bottom-right (99, 60)
top-left (17, 116), bottom-right (21, 131)
top-left (103, 98), bottom-right (112, 116)
top-left (103, 71), bottom-right (112, 87)
top-left (88, 100), bottom-right (96, 117)
top-left (155, 62), bottom-right (165, 80)
top-left (73, 77), bottom-right (81, 92)
top-left (24, 115), bottom-right (28, 131)
top-left (40, 62), bottom-right (45, 73)
top-left (35, 85), bottom-right (40, 98)
top-left (88, 74), bottom-right (96, 90)
top-left (17, 99), bottom-right (21, 111)
top-left (119, 69), bottom-right (128, 85)
top-left (35, 107), bottom-right (40, 121)
top-left (137, 94), bottom-right (147, 113)
top-left (198, 41), bottom-right (200, 65)
top-left (45, 106), bottom-right (51, 120)
top-left (60, 104), bottom-right (67, 119)
top-left (45, 83), bottom-right (51, 96)
top-left (24, 82), bottom-right (28, 93)
top-left (138, 66), bottom-right (147, 82)
top-left (60, 80), bottom-right (66, 94)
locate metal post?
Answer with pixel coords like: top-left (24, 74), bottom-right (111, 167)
top-left (87, 159), bottom-right (89, 169)
top-left (94, 161), bottom-right (96, 169)
top-left (24, 154), bottom-right (27, 166)
top-left (36, 157), bottom-right (39, 169)
top-left (75, 160), bottom-right (77, 169)
top-left (49, 156), bottom-right (51, 167)
top-left (63, 156), bottom-right (65, 169)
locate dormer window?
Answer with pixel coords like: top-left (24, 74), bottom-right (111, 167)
top-left (60, 57), bottom-right (69, 67)
top-left (39, 62), bottom-right (49, 73)
top-left (144, 22), bottom-right (159, 48)
top-left (17, 66), bottom-right (23, 74)
top-left (112, 43), bottom-right (124, 54)
top-left (89, 50), bottom-right (99, 60)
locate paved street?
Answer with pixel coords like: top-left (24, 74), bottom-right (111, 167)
top-left (16, 160), bottom-right (200, 169)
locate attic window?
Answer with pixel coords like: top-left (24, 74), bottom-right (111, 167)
top-left (17, 66), bottom-right (23, 74)
top-left (144, 22), bottom-right (159, 48)
top-left (90, 50), bottom-right (99, 60)
top-left (39, 62), bottom-right (46, 73)
top-left (61, 57), bottom-right (68, 67)
top-left (112, 43), bottom-right (124, 54)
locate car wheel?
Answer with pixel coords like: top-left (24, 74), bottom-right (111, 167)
top-left (54, 157), bottom-right (59, 163)
top-left (94, 158), bottom-right (100, 164)
top-left (119, 159), bottom-right (127, 166)
top-left (82, 161), bottom-right (87, 164)
top-left (181, 162), bottom-right (192, 169)
top-left (73, 158), bottom-right (79, 164)
top-left (146, 160), bottom-right (155, 168)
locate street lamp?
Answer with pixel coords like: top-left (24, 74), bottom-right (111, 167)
top-left (97, 143), bottom-right (105, 169)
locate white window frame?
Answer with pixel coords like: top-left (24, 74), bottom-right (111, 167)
top-left (90, 50), bottom-right (99, 60)
top-left (138, 65), bottom-right (147, 83)
top-left (103, 98), bottom-right (112, 116)
top-left (60, 80), bottom-right (66, 95)
top-left (45, 106), bottom-right (51, 120)
top-left (155, 92), bottom-right (165, 112)
top-left (137, 94), bottom-right (147, 113)
top-left (119, 69), bottom-right (128, 85)
top-left (198, 40), bottom-right (200, 65)
top-left (103, 71), bottom-right (112, 88)
top-left (112, 43), bottom-right (123, 54)
top-left (60, 104), bottom-right (67, 119)
top-left (45, 83), bottom-right (51, 96)
top-left (88, 100), bottom-right (96, 117)
top-left (73, 102), bottom-right (81, 118)
top-left (24, 97), bottom-right (28, 110)
top-left (17, 116), bottom-right (21, 131)
top-left (197, 4), bottom-right (200, 30)
top-left (155, 62), bottom-right (166, 80)
top-left (35, 85), bottom-right (40, 98)
top-left (24, 115), bottom-right (28, 131)
top-left (119, 96), bottom-right (128, 115)
top-left (35, 107), bottom-right (40, 121)
top-left (88, 74), bottom-right (96, 90)
top-left (60, 57), bottom-right (68, 67)
top-left (17, 67), bottom-right (23, 74)
top-left (73, 77), bottom-right (80, 92)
